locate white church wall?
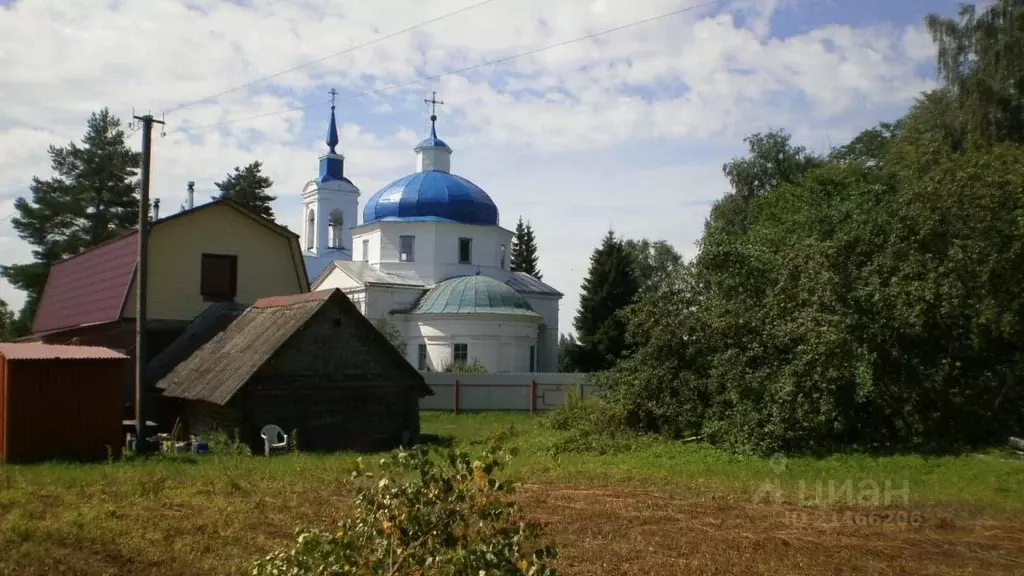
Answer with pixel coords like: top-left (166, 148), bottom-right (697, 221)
top-left (353, 229), bottom-right (382, 263)
top-left (522, 295), bottom-right (560, 372)
top-left (353, 221), bottom-right (515, 285)
top-left (361, 285), bottom-right (423, 323)
top-left (403, 314), bottom-right (540, 372)
top-left (316, 268), bottom-right (365, 291)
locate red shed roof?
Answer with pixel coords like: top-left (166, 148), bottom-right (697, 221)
top-left (0, 342), bottom-right (128, 360)
top-left (32, 232), bottom-right (139, 335)
top-left (252, 289), bottom-right (335, 309)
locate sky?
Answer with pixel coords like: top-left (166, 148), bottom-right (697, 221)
top-left (0, 0), bottom-right (962, 335)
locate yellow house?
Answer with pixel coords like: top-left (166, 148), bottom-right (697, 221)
top-left (30, 199), bottom-right (309, 360)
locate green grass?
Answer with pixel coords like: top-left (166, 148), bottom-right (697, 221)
top-left (421, 411), bottom-right (1024, 512)
top-left (0, 411), bottom-right (1021, 575)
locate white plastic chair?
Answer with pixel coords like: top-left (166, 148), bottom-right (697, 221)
top-left (260, 424), bottom-right (289, 456)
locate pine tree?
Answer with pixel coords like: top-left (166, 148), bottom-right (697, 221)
top-left (0, 299), bottom-right (16, 341)
top-left (572, 230), bottom-right (639, 372)
top-left (214, 161), bottom-right (277, 220)
top-left (0, 108), bottom-right (141, 330)
top-left (510, 216), bottom-right (542, 279)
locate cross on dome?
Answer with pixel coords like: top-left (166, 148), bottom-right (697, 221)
top-left (424, 91), bottom-right (444, 139)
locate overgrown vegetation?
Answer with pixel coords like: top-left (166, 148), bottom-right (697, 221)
top-left (440, 358), bottom-right (489, 373)
top-left (2, 412), bottom-right (1024, 576)
top-left (373, 317), bottom-right (406, 353)
top-left (578, 0), bottom-right (1024, 455)
top-left (251, 435), bottom-right (559, 576)
top-left (543, 392), bottom-right (640, 456)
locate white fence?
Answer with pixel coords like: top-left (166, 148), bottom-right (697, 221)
top-left (418, 372), bottom-right (595, 412)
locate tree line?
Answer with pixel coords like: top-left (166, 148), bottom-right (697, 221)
top-left (0, 109), bottom-right (552, 341)
top-left (0, 110), bottom-right (278, 339)
top-left (564, 0), bottom-right (1024, 455)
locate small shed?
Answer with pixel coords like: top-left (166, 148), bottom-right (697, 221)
top-left (0, 343), bottom-right (128, 463)
top-left (153, 289), bottom-right (432, 453)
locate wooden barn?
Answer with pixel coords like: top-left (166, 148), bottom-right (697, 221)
top-left (150, 289), bottom-right (432, 453)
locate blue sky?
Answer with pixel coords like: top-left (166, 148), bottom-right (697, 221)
top-left (0, 0), bottom-right (954, 334)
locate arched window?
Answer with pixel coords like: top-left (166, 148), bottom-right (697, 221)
top-left (305, 208), bottom-right (315, 250)
top-left (328, 209), bottom-right (345, 249)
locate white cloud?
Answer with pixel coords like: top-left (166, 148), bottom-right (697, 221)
top-left (0, 0), bottom-right (936, 334)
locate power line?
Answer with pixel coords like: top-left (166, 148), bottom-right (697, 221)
top-left (160, 0), bottom-right (504, 116)
top-left (172, 0), bottom-right (722, 135)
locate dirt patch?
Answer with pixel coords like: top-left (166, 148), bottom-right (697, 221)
top-left (516, 484), bottom-right (1024, 575)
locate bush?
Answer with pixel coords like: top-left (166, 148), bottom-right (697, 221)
top-left (250, 439), bottom-right (559, 575)
top-left (544, 391), bottom-right (642, 456)
top-left (440, 358), bottom-right (489, 373)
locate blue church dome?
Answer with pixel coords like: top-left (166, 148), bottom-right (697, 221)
top-left (362, 171), bottom-right (499, 226)
top-left (411, 275), bottom-right (539, 317)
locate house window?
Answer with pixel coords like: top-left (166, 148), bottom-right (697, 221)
top-left (362, 239), bottom-right (370, 262)
top-left (399, 235), bottom-right (415, 262)
top-left (500, 244), bottom-right (507, 269)
top-left (453, 343), bottom-right (468, 365)
top-left (529, 345), bottom-right (535, 372)
top-left (458, 237), bottom-right (472, 264)
top-left (200, 253), bottom-right (238, 302)
top-left (417, 344), bottom-right (428, 370)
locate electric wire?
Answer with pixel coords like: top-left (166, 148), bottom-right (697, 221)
top-left (160, 0), bottom-right (505, 116)
top-left (171, 0), bottom-right (722, 134)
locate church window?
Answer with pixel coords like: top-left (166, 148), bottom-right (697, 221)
top-left (417, 344), bottom-right (428, 370)
top-left (362, 239), bottom-right (370, 262)
top-left (458, 238), bottom-right (472, 264)
top-left (399, 235), bottom-right (415, 262)
top-left (529, 345), bottom-right (536, 372)
top-left (328, 209), bottom-right (345, 249)
top-left (305, 209), bottom-right (315, 250)
top-left (500, 244), bottom-right (507, 269)
top-left (200, 253), bottom-right (238, 303)
top-left (453, 343), bottom-right (468, 365)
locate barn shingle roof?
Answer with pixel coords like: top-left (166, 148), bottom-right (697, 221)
top-left (155, 289), bottom-right (430, 404)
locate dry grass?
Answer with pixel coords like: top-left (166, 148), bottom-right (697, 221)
top-left (1, 412), bottom-right (1023, 575)
top-left (519, 484), bottom-right (1024, 575)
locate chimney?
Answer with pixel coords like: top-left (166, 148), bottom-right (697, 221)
top-left (153, 198), bottom-right (160, 220)
top-left (186, 181), bottom-right (195, 209)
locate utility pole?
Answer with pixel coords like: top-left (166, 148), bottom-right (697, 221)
top-left (133, 113), bottom-right (164, 452)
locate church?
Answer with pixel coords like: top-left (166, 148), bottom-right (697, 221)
top-left (300, 97), bottom-right (562, 373)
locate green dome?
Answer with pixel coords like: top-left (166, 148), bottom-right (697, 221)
top-left (410, 275), bottom-right (539, 317)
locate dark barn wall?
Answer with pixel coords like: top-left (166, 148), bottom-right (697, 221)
top-left (39, 321), bottom-right (189, 424)
top-left (242, 303), bottom-right (421, 453)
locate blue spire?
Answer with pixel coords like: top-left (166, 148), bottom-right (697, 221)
top-left (325, 88), bottom-right (340, 154)
top-left (326, 105), bottom-right (340, 154)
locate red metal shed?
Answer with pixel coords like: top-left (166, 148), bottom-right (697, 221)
top-left (0, 343), bottom-right (128, 463)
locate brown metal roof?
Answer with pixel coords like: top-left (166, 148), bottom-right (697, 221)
top-left (0, 342), bottom-right (128, 360)
top-left (31, 199), bottom-right (305, 337)
top-left (31, 233), bottom-right (139, 335)
top-left (252, 289), bottom-right (335, 309)
top-left (156, 289), bottom-right (431, 404)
